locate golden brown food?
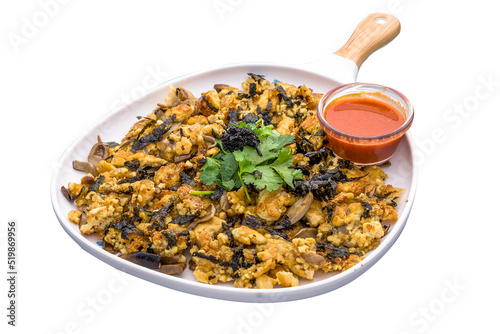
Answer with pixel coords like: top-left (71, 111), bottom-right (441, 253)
top-left (62, 73), bottom-right (403, 289)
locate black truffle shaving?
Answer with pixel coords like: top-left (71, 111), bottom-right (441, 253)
top-left (220, 125), bottom-right (261, 155)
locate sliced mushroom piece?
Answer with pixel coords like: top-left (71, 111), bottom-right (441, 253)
top-left (285, 192), bottom-right (314, 224)
top-left (102, 240), bottom-right (118, 254)
top-left (119, 251), bottom-right (161, 269)
top-left (81, 175), bottom-right (95, 185)
top-left (73, 160), bottom-right (98, 176)
top-left (176, 87), bottom-right (196, 104)
top-left (158, 263), bottom-right (187, 275)
top-left (202, 134), bottom-right (217, 149)
top-left (61, 186), bottom-right (75, 202)
top-left (291, 227), bottom-right (318, 239)
top-left (187, 204), bottom-right (215, 230)
top-left (160, 255), bottom-right (183, 265)
top-left (213, 84), bottom-right (235, 93)
top-left (78, 212), bottom-right (88, 230)
top-left (220, 192), bottom-right (230, 212)
top-left (188, 259), bottom-right (196, 271)
top-left (88, 136), bottom-right (109, 166)
top-left (173, 154), bottom-right (194, 163)
top-left (154, 107), bottom-right (167, 122)
top-left (302, 253), bottom-right (327, 267)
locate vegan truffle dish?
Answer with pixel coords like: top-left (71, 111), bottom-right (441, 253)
top-left (61, 73), bottom-right (403, 289)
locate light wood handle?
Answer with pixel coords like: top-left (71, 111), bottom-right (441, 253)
top-left (334, 13), bottom-right (401, 69)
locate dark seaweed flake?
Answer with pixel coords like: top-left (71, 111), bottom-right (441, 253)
top-left (227, 107), bottom-right (240, 125)
top-left (242, 215), bottom-right (289, 240)
top-left (248, 82), bottom-right (257, 97)
top-left (124, 160), bottom-right (141, 171)
top-left (242, 112), bottom-right (259, 124)
top-left (361, 202), bottom-right (372, 219)
top-left (275, 84), bottom-right (293, 107)
top-left (247, 73), bottom-right (266, 81)
top-left (88, 175), bottom-right (104, 192)
top-left (169, 212), bottom-right (200, 226)
top-left (150, 199), bottom-right (175, 228)
top-left (207, 186), bottom-right (224, 201)
top-left (104, 141), bottom-right (120, 148)
top-left (316, 242), bottom-right (350, 258)
top-left (131, 115), bottom-right (176, 152)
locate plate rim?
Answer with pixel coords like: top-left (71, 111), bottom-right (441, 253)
top-left (50, 62), bottom-right (417, 302)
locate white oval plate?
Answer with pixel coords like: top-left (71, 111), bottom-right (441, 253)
top-left (51, 62), bottom-right (417, 303)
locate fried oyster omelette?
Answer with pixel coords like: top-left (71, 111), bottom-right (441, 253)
top-left (62, 73), bottom-right (403, 289)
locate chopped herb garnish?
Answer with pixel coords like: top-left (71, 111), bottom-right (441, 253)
top-left (199, 120), bottom-right (302, 200)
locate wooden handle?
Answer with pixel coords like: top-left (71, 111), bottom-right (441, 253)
top-left (334, 13), bottom-right (401, 69)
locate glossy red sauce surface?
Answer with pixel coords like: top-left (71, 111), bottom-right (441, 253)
top-left (320, 93), bottom-right (409, 165)
top-left (325, 95), bottom-right (404, 136)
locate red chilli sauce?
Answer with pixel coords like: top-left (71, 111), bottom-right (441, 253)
top-left (323, 93), bottom-right (407, 164)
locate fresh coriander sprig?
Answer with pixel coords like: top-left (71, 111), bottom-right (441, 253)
top-left (199, 119), bottom-right (302, 200)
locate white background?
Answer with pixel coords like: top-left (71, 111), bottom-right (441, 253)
top-left (1, 0), bottom-right (499, 333)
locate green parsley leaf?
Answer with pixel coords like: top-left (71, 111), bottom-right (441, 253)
top-left (220, 153), bottom-right (238, 182)
top-left (243, 166), bottom-right (284, 192)
top-left (199, 120), bottom-right (302, 196)
top-left (199, 157), bottom-right (221, 187)
top-left (269, 147), bottom-right (299, 188)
